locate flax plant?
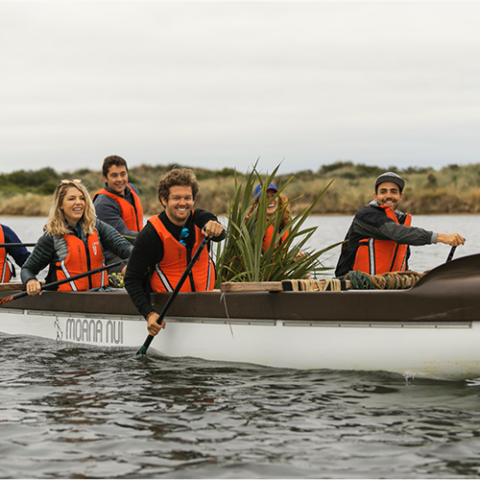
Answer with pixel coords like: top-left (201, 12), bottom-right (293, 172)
top-left (214, 165), bottom-right (340, 286)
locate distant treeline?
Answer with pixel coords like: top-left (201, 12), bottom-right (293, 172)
top-left (1, 162), bottom-right (480, 216)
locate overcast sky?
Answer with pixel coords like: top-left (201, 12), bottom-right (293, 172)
top-left (1, 2), bottom-right (479, 176)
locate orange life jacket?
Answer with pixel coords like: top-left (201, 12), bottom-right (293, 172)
top-left (93, 186), bottom-right (143, 232)
top-left (263, 224), bottom-right (289, 253)
top-left (352, 206), bottom-right (412, 275)
top-left (148, 214), bottom-right (215, 293)
top-left (54, 231), bottom-right (107, 291)
top-left (0, 226), bottom-right (13, 283)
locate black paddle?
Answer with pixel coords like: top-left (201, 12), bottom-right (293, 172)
top-left (137, 236), bottom-right (210, 356)
top-left (0, 243), bottom-right (36, 248)
top-left (446, 236), bottom-right (466, 263)
top-left (0, 259), bottom-right (126, 306)
top-left (446, 246), bottom-right (457, 263)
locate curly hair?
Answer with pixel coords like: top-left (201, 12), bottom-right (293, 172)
top-left (246, 193), bottom-right (291, 229)
top-left (45, 180), bottom-right (97, 236)
top-left (157, 168), bottom-right (200, 204)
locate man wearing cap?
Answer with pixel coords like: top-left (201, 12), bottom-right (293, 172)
top-left (335, 172), bottom-right (465, 277)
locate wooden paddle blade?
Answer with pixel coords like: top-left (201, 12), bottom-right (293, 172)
top-left (220, 279), bottom-right (351, 292)
top-left (221, 282), bottom-right (283, 292)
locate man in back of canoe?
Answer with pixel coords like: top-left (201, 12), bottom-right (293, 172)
top-left (0, 224), bottom-right (30, 282)
top-left (335, 172), bottom-right (465, 277)
top-left (93, 155), bottom-right (144, 274)
top-left (124, 167), bottom-right (225, 336)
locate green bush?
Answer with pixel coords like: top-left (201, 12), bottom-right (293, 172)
top-left (35, 180), bottom-right (59, 195)
top-left (318, 161), bottom-right (354, 175)
top-left (214, 163), bottom-right (340, 286)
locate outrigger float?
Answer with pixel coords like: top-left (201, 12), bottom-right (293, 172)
top-left (1, 254), bottom-right (480, 381)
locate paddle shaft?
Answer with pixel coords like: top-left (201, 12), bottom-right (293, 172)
top-left (0, 243), bottom-right (36, 248)
top-left (0, 259), bottom-right (126, 306)
top-left (446, 246), bottom-right (457, 262)
top-left (137, 236), bottom-right (210, 355)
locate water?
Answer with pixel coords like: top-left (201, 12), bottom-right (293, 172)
top-left (1, 215), bottom-right (480, 479)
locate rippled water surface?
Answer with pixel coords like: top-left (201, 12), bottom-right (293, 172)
top-left (3, 336), bottom-right (480, 479)
top-left (1, 216), bottom-right (480, 478)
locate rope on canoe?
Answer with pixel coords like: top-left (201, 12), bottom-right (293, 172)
top-left (285, 278), bottom-right (344, 292)
top-left (340, 270), bottom-right (425, 290)
top-left (285, 270), bottom-right (425, 291)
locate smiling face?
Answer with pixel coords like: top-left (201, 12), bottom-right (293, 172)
top-left (374, 182), bottom-right (404, 210)
top-left (60, 186), bottom-right (86, 227)
top-left (265, 189), bottom-right (279, 219)
top-left (161, 185), bottom-right (195, 226)
top-left (103, 164), bottom-right (128, 195)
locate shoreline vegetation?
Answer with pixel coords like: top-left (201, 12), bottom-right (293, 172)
top-left (1, 162), bottom-right (480, 217)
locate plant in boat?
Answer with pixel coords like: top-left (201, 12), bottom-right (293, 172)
top-left (214, 164), bottom-right (340, 286)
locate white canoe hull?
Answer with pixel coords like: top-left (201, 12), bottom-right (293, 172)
top-left (2, 254), bottom-right (480, 380)
top-left (1, 305), bottom-right (479, 380)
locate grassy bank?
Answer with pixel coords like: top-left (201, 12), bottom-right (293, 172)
top-left (1, 162), bottom-right (480, 217)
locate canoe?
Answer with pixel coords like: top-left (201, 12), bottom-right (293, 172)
top-left (1, 254), bottom-right (480, 381)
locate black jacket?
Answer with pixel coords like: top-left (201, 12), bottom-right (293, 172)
top-left (335, 201), bottom-right (436, 277)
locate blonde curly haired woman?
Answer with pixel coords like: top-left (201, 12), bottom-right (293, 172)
top-left (22, 179), bottom-right (133, 295)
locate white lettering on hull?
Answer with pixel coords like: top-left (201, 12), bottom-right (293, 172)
top-left (62, 317), bottom-right (124, 345)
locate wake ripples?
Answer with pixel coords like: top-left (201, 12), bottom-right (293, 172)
top-left (2, 335), bottom-right (480, 478)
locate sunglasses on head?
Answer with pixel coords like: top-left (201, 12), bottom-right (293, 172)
top-left (59, 179), bottom-right (82, 185)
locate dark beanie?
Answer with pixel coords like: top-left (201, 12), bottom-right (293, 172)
top-left (375, 172), bottom-right (405, 192)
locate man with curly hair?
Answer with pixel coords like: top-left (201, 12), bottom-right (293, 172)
top-left (125, 168), bottom-right (225, 336)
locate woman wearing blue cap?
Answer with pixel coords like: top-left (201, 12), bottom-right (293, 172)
top-left (246, 183), bottom-right (291, 253)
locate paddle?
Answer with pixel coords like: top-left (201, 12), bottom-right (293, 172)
top-left (0, 243), bottom-right (36, 248)
top-left (137, 236), bottom-right (210, 356)
top-left (446, 246), bottom-right (457, 263)
top-left (0, 259), bottom-right (126, 306)
top-left (445, 236), bottom-right (466, 263)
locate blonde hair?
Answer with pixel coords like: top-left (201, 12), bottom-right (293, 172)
top-left (246, 193), bottom-right (291, 229)
top-left (45, 180), bottom-right (97, 236)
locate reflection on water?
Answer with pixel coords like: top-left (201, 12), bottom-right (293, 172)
top-left (1, 216), bottom-right (480, 478)
top-left (2, 335), bottom-right (480, 479)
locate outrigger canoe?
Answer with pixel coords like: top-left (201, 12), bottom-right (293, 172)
top-left (1, 254), bottom-right (480, 381)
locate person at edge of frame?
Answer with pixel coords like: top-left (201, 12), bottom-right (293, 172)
top-left (92, 155), bottom-right (143, 275)
top-left (335, 171), bottom-right (465, 277)
top-left (124, 167), bottom-right (225, 337)
top-left (0, 224), bottom-right (30, 282)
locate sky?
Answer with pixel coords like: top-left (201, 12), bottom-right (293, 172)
top-left (1, 2), bottom-right (479, 176)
